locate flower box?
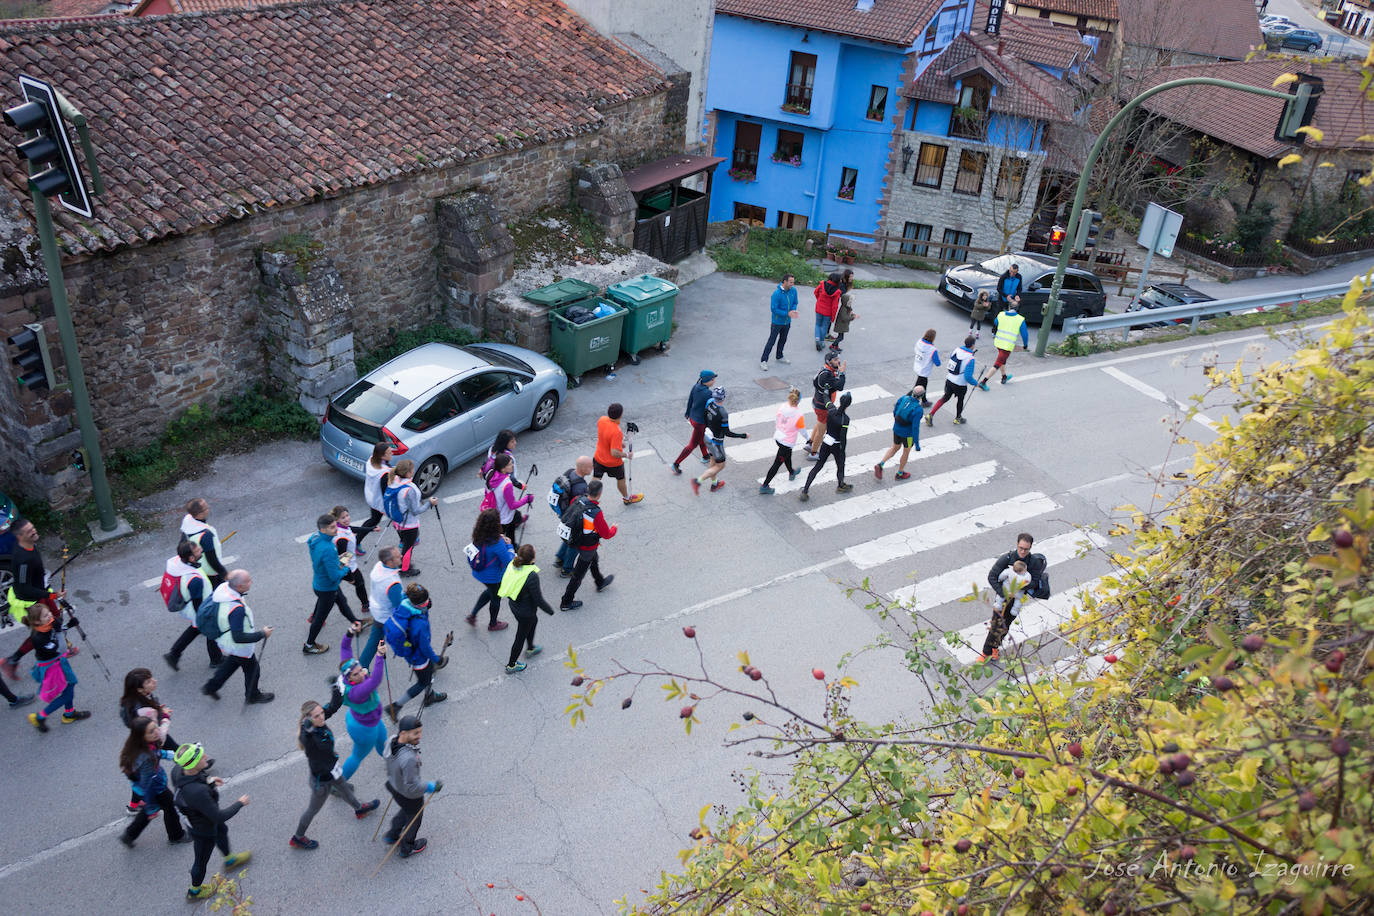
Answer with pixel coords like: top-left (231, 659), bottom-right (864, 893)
top-left (780, 103), bottom-right (810, 115)
top-left (770, 153), bottom-right (802, 167)
top-left (728, 167), bottom-right (756, 182)
top-left (837, 187), bottom-right (855, 201)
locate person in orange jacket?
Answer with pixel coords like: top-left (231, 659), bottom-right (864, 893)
top-left (813, 272), bottom-right (843, 351)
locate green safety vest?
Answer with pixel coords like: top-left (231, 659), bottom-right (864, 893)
top-left (994, 311), bottom-right (1026, 351)
top-left (5, 587), bottom-right (38, 625)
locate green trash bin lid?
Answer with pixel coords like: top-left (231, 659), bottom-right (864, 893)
top-left (521, 278), bottom-right (600, 308)
top-left (605, 275), bottom-right (679, 305)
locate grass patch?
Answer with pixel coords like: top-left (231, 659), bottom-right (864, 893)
top-left (708, 228), bottom-right (826, 285)
top-left (1048, 296), bottom-right (1349, 357)
top-left (507, 206), bottom-right (629, 273)
top-left (852, 279), bottom-right (938, 290)
top-left (356, 323), bottom-right (482, 376)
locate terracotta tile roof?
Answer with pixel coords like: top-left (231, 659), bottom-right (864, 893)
top-left (1118, 0), bottom-right (1261, 61)
top-left (977, 0), bottom-right (1089, 70)
top-left (4, 0), bottom-right (126, 18)
top-left (1012, 0), bottom-right (1118, 21)
top-left (0, 0), bottom-right (668, 256)
top-left (716, 0), bottom-right (944, 46)
top-left (903, 30), bottom-right (1077, 123)
top-left (1135, 57), bottom-right (1374, 158)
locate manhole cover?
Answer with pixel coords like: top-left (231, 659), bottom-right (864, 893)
top-left (755, 376), bottom-right (789, 390)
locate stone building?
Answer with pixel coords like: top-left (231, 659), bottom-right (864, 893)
top-left (0, 0), bottom-right (683, 508)
top-left (1131, 57), bottom-right (1374, 240)
top-left (1117, 0), bottom-right (1261, 68)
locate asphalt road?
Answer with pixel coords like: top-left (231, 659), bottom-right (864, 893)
top-left (0, 268), bottom-right (1345, 914)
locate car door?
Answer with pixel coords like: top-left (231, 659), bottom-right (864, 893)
top-left (1019, 270), bottom-right (1053, 322)
top-left (457, 370), bottom-right (523, 459)
top-left (400, 386), bottom-right (473, 470)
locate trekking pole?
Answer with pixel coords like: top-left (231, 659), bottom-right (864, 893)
top-left (624, 422), bottom-right (640, 492)
top-left (58, 550), bottom-right (110, 681)
top-left (515, 463), bottom-right (538, 546)
top-left (370, 795), bottom-right (394, 842)
top-left (432, 504), bottom-right (456, 568)
top-left (371, 794), bottom-right (434, 876)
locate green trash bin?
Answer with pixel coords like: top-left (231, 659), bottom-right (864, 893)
top-left (605, 274), bottom-right (680, 365)
top-left (548, 299), bottom-right (627, 387)
top-left (520, 278), bottom-right (600, 310)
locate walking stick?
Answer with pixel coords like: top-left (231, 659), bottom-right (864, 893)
top-left (624, 423), bottom-right (639, 492)
top-left (371, 795), bottom-right (395, 842)
top-left (514, 463), bottom-right (538, 546)
top-left (57, 549), bottom-right (111, 681)
top-left (432, 503), bottom-right (456, 568)
top-left (371, 794), bottom-right (433, 876)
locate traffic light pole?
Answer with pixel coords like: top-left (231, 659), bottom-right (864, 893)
top-left (1033, 77), bottom-right (1301, 357)
top-left (29, 190), bottom-right (119, 532)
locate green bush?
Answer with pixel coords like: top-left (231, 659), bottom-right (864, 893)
top-left (708, 228), bottom-right (826, 286)
top-left (1231, 203), bottom-right (1275, 253)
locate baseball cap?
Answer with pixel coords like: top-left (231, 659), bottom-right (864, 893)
top-left (699, 369), bottom-right (717, 383)
top-left (397, 714), bottom-right (423, 732)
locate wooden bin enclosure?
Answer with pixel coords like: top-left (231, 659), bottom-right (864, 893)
top-left (623, 154), bottom-right (724, 263)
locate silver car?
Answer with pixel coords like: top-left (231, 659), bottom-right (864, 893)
top-left (320, 342), bottom-right (567, 496)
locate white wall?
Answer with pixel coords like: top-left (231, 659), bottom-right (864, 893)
top-left (561, 0), bottom-right (715, 151)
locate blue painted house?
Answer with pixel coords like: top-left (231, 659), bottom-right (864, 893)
top-left (705, 0), bottom-right (975, 236)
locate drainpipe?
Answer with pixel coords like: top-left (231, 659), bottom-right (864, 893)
top-left (805, 129), bottom-right (828, 227)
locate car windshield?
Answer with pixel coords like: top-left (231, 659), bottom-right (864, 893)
top-left (332, 380), bottom-right (410, 424)
top-left (463, 345), bottom-right (532, 373)
top-left (968, 254), bottom-right (1034, 277)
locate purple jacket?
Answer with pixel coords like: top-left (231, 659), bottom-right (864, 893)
top-left (338, 633), bottom-right (385, 726)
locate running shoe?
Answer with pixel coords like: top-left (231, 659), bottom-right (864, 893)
top-left (709, 481), bottom-right (725, 492)
top-left (777, 357), bottom-right (790, 365)
top-left (28, 712), bottom-right (48, 732)
top-left (758, 485), bottom-right (775, 495)
top-left (789, 469), bottom-right (801, 481)
top-left (836, 482), bottom-right (854, 493)
top-left (61, 709), bottom-right (91, 723)
top-left (873, 463), bottom-right (883, 480)
top-left (798, 491), bottom-right (810, 502)
top-left (505, 662), bottom-right (527, 673)
top-left (224, 851), bottom-right (252, 869)
top-left (302, 643), bottom-right (329, 655)
top-left (401, 838), bottom-right (428, 858)
top-left (162, 652), bottom-right (180, 672)
top-left (1, 658), bottom-right (18, 681)
top-left (596, 575), bottom-right (615, 592)
top-left (465, 614), bottom-right (477, 626)
top-left (487, 621), bottom-right (509, 632)
top-left (526, 645), bottom-right (543, 658)
top-left (422, 690), bottom-right (447, 706)
top-left (355, 800), bottom-right (381, 819)
top-left (560, 601), bottom-right (583, 611)
top-left (671, 463), bottom-right (682, 476)
top-left (624, 493), bottom-right (644, 505)
top-left (8, 693), bottom-right (34, 709)
top-left (760, 361), bottom-right (768, 371)
top-left (691, 478), bottom-right (700, 495)
top-left (954, 417), bottom-right (967, 425)
top-left (924, 414), bottom-right (934, 427)
top-left (126, 800), bottom-right (144, 816)
top-left (978, 381), bottom-right (990, 392)
top-left (1002, 374), bottom-right (1013, 384)
top-left (289, 836), bottom-right (319, 850)
top-left (187, 886), bottom-right (214, 901)
top-left (895, 471), bottom-right (912, 480)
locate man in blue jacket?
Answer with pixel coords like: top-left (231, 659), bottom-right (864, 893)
top-left (760, 273), bottom-right (798, 371)
top-left (305, 513), bottom-right (357, 656)
top-left (672, 369), bottom-right (717, 475)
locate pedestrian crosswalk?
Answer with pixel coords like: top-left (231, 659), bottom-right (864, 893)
top-left (713, 389), bottom-right (1112, 676)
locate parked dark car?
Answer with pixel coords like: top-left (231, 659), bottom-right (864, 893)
top-left (938, 252), bottom-right (1108, 325)
top-left (1128, 283), bottom-right (1216, 326)
top-left (1273, 27), bottom-right (1323, 51)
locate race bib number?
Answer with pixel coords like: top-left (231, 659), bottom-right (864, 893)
top-left (556, 523), bottom-right (572, 542)
top-left (330, 763), bottom-right (342, 781)
top-left (547, 490), bottom-right (561, 509)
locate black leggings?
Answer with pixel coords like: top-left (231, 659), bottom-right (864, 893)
top-left (122, 787), bottom-right (185, 843)
top-left (931, 380), bottom-right (967, 419)
top-left (0, 678), bottom-right (16, 703)
top-left (802, 444), bottom-right (846, 492)
top-left (469, 582), bottom-right (502, 624)
top-left (762, 443), bottom-right (796, 487)
top-left (308, 588), bottom-right (357, 645)
top-left (401, 664), bottom-right (435, 704)
top-left (354, 508), bottom-right (385, 547)
top-left (190, 825), bottom-right (231, 887)
top-left (343, 568), bottom-right (369, 609)
top-left (508, 616), bottom-right (538, 666)
top-left (398, 527), bottom-right (419, 571)
top-left (501, 516), bottom-right (523, 545)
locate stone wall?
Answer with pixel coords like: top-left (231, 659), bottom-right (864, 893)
top-left (0, 89), bottom-right (680, 506)
top-left (882, 128), bottom-right (1046, 254)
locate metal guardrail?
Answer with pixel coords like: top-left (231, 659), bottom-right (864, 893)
top-left (1061, 282), bottom-right (1350, 337)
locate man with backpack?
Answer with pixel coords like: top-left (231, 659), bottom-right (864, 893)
top-left (384, 583), bottom-right (447, 719)
top-left (874, 386), bottom-right (924, 481)
top-left (559, 479), bottom-right (617, 612)
top-left (381, 460), bottom-right (438, 578)
top-left (179, 498), bottom-right (228, 589)
top-left (162, 540), bottom-right (223, 671)
top-left (672, 370), bottom-right (715, 475)
top-left (549, 456), bottom-right (592, 577)
top-left (987, 533), bottom-right (1050, 602)
top-left (200, 569), bottom-right (275, 705)
top-left (807, 350), bottom-right (846, 459)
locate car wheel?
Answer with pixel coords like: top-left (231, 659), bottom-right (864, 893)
top-left (1308, 43), bottom-right (1318, 51)
top-left (414, 457), bottom-right (446, 498)
top-left (530, 391), bottom-right (559, 431)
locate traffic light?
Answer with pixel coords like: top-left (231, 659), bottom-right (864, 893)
top-left (1048, 224), bottom-right (1066, 253)
top-left (7, 322), bottom-right (54, 392)
top-left (3, 75), bottom-right (92, 217)
top-left (1074, 209), bottom-right (1103, 251)
top-left (1275, 74), bottom-right (1323, 144)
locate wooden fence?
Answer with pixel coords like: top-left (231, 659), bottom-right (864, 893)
top-left (822, 225), bottom-right (1188, 294)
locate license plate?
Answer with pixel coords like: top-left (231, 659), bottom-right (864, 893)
top-left (336, 451), bottom-right (364, 472)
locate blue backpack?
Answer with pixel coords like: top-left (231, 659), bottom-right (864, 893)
top-left (384, 609), bottom-right (417, 663)
top-left (194, 594), bottom-right (230, 641)
top-left (382, 482), bottom-right (409, 525)
top-left (894, 395), bottom-right (921, 427)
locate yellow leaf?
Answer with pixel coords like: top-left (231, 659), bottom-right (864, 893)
top-left (1272, 73), bottom-right (1298, 87)
top-left (1296, 125), bottom-right (1324, 142)
top-left (1277, 153), bottom-right (1303, 168)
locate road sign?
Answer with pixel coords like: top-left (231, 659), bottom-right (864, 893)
top-left (1137, 202), bottom-right (1183, 259)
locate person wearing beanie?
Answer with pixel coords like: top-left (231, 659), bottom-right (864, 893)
top-left (692, 386), bottom-right (748, 495)
top-left (324, 622), bottom-right (389, 781)
top-left (170, 742), bottom-right (251, 901)
top-left (289, 698), bottom-right (381, 850)
top-left (672, 370), bottom-right (716, 474)
top-left (383, 715), bottom-right (442, 858)
top-left (383, 583), bottom-right (448, 720)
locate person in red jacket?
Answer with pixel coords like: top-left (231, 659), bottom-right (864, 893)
top-left (558, 479), bottom-right (616, 612)
top-left (812, 272), bottom-right (843, 351)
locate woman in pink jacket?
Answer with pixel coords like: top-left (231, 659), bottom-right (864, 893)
top-left (813, 272), bottom-right (843, 351)
top-left (484, 454), bottom-right (533, 544)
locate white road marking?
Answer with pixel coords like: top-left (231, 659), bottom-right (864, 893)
top-left (1064, 456), bottom-right (1194, 495)
top-left (886, 530), bottom-right (1110, 611)
top-left (1012, 328), bottom-right (1303, 383)
top-left (1099, 366), bottom-right (1216, 431)
top-left (763, 435), bottom-right (965, 495)
top-left (139, 556), bottom-right (238, 589)
top-left (441, 487), bottom-right (485, 504)
top-left (728, 384), bottom-right (892, 429)
top-left (727, 414), bottom-right (892, 463)
top-left (844, 492), bottom-right (1059, 570)
top-left (940, 576), bottom-right (1106, 665)
top-left (799, 461), bottom-right (999, 531)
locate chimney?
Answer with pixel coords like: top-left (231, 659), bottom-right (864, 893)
top-left (998, 40), bottom-right (1005, 55)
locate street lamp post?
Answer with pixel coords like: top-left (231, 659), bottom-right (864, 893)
top-left (1033, 77), bottom-right (1310, 357)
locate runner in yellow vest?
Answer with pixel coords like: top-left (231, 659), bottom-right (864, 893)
top-left (979, 303), bottom-right (1029, 389)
